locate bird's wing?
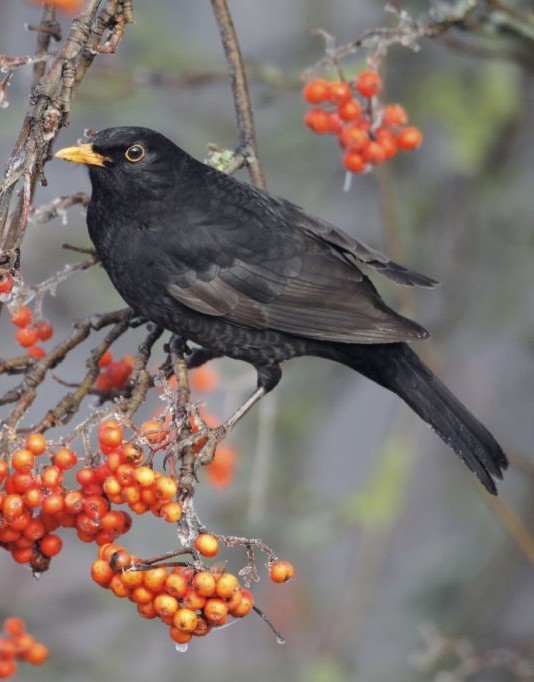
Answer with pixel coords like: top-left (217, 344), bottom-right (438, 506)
top-left (156, 187), bottom-right (429, 344)
top-left (291, 208), bottom-right (438, 288)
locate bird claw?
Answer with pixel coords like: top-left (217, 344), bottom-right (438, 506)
top-left (193, 424), bottom-right (228, 477)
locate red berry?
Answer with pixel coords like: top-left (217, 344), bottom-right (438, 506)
top-left (342, 149), bottom-right (366, 174)
top-left (35, 320), bottom-right (53, 341)
top-left (375, 128), bottom-right (398, 159)
top-left (27, 346), bottom-right (46, 360)
top-left (0, 272), bottom-right (13, 294)
top-left (362, 140), bottom-right (386, 165)
top-left (339, 123), bottom-right (368, 150)
top-left (328, 81), bottom-right (352, 105)
top-left (302, 79), bottom-right (331, 104)
top-left (397, 126), bottom-right (423, 151)
top-left (355, 70), bottom-right (382, 98)
top-left (10, 306), bottom-right (32, 328)
top-left (326, 113), bottom-right (343, 135)
top-left (15, 327), bottom-right (38, 348)
top-left (383, 103), bottom-right (408, 127)
top-left (304, 108), bottom-right (330, 134)
top-left (337, 98), bottom-right (363, 122)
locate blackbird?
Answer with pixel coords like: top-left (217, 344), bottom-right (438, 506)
top-left (56, 126), bottom-right (507, 493)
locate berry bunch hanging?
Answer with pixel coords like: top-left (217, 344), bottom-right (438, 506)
top-left (302, 70), bottom-right (423, 174)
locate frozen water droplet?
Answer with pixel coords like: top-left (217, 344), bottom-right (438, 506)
top-left (174, 643), bottom-right (188, 654)
top-left (276, 637), bottom-right (286, 645)
top-left (343, 171), bottom-right (352, 193)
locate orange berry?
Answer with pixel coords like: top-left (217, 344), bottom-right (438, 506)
top-left (0, 272), bottom-right (14, 295)
top-left (98, 426), bottom-right (123, 452)
top-left (24, 641), bottom-right (48, 665)
top-left (328, 81), bottom-right (352, 105)
top-left (42, 493), bottom-right (65, 516)
top-left (0, 461), bottom-right (8, 484)
top-left (159, 501), bottom-right (182, 523)
top-left (192, 615), bottom-right (211, 637)
top-left (140, 419), bottom-right (166, 444)
top-left (153, 594), bottom-right (178, 618)
top-left (173, 608), bottom-right (198, 633)
top-left (41, 465), bottom-right (62, 488)
top-left (215, 572), bottom-right (239, 599)
top-left (203, 597), bottom-right (228, 625)
top-left (22, 488), bottom-right (44, 510)
top-left (143, 567), bottom-right (168, 593)
top-left (98, 350), bottom-right (113, 367)
top-left (27, 346), bottom-right (46, 360)
top-left (2, 494), bottom-right (24, 521)
top-left (194, 533), bottom-right (219, 558)
top-left (11, 449), bottom-right (34, 472)
top-left (337, 98), bottom-right (363, 121)
top-left (115, 464), bottom-right (135, 487)
top-left (180, 588), bottom-right (206, 611)
top-left (190, 365), bottom-right (219, 392)
top-left (302, 79), bottom-right (330, 104)
top-left (382, 103), bottom-right (408, 127)
top-left (154, 475), bottom-right (177, 500)
top-left (10, 307), bottom-right (32, 328)
top-left (375, 127), bottom-right (398, 159)
top-left (230, 588), bottom-right (254, 617)
top-left (326, 112), bottom-right (343, 135)
top-left (137, 601), bottom-right (157, 619)
top-left (35, 320), bottom-right (53, 341)
top-left (343, 148), bottom-right (365, 174)
top-left (3, 617), bottom-right (26, 637)
top-left (169, 627), bottom-right (192, 645)
top-left (269, 559), bottom-right (295, 583)
top-left (133, 466), bottom-right (155, 487)
top-left (164, 573), bottom-right (188, 599)
top-left (355, 70), bottom-right (382, 98)
top-left (109, 574), bottom-right (131, 598)
top-left (39, 534), bottom-right (62, 557)
top-left (396, 126), bottom-right (423, 150)
top-left (15, 327), bottom-right (38, 348)
top-left (362, 140), bottom-right (386, 165)
top-left (91, 559), bottom-right (115, 587)
top-left (304, 108), bottom-right (330, 134)
top-left (76, 467), bottom-right (96, 486)
top-left (53, 447), bottom-right (77, 470)
top-left (131, 585), bottom-right (154, 604)
top-left (192, 571), bottom-right (216, 598)
top-left (0, 658), bottom-right (16, 678)
top-left (100, 511), bottom-right (126, 537)
top-left (25, 434), bottom-right (46, 456)
top-left (339, 123), bottom-right (368, 150)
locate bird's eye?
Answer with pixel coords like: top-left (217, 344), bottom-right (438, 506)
top-left (124, 144), bottom-right (146, 163)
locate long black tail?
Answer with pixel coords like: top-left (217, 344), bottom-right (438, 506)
top-left (332, 342), bottom-right (508, 494)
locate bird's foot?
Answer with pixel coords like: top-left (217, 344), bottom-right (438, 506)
top-left (192, 424), bottom-right (229, 477)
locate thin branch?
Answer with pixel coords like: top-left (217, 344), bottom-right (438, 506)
top-left (210, 0), bottom-right (266, 190)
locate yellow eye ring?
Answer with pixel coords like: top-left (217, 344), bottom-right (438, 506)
top-left (125, 144), bottom-right (146, 163)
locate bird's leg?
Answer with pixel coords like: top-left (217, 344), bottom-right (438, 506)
top-left (195, 364), bottom-right (282, 467)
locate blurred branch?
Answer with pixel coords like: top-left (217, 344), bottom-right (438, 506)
top-left (486, 495), bottom-right (534, 569)
top-left (210, 0), bottom-right (266, 189)
top-left (304, 1), bottom-right (534, 76)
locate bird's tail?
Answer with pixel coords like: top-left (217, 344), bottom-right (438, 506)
top-left (332, 342), bottom-right (507, 494)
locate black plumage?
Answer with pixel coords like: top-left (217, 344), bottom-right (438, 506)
top-left (55, 126), bottom-right (507, 493)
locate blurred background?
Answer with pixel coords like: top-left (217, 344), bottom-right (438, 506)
top-left (0, 1), bottom-right (533, 680)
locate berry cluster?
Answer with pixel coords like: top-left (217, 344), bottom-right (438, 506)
top-left (91, 534), bottom-right (294, 647)
top-left (0, 431), bottom-right (131, 572)
top-left (10, 306), bottom-right (54, 360)
top-left (302, 70), bottom-right (423, 174)
top-left (94, 351), bottom-right (134, 393)
top-left (0, 617), bottom-right (48, 679)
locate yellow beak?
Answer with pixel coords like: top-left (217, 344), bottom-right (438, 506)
top-left (55, 143), bottom-right (110, 167)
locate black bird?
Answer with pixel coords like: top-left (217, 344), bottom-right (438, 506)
top-left (55, 126), bottom-right (507, 493)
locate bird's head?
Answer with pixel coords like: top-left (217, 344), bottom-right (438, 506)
top-left (55, 126), bottom-right (185, 203)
